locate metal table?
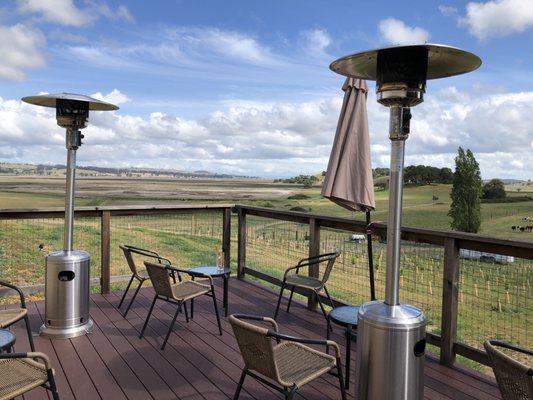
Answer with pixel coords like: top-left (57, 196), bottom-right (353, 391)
top-left (189, 266), bottom-right (231, 317)
top-left (326, 306), bottom-right (359, 390)
top-left (0, 329), bottom-right (16, 353)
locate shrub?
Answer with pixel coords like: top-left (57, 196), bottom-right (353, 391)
top-left (287, 193), bottom-right (310, 200)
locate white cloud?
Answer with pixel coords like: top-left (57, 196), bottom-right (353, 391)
top-left (18, 0), bottom-right (134, 27)
top-left (1, 88), bottom-right (532, 179)
top-left (299, 28), bottom-right (331, 58)
top-left (0, 23), bottom-right (45, 81)
top-left (378, 18), bottom-right (430, 45)
top-left (460, 0), bottom-right (533, 40)
top-left (91, 89), bottom-right (130, 105)
top-left (439, 5), bottom-right (458, 16)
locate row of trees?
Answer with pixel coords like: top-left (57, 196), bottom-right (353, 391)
top-left (274, 174), bottom-right (318, 188)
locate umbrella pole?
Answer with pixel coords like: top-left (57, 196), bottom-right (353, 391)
top-left (365, 210), bottom-right (376, 300)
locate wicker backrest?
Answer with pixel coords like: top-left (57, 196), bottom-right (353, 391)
top-left (145, 261), bottom-right (173, 298)
top-left (229, 315), bottom-right (279, 382)
top-left (120, 245), bottom-right (140, 276)
top-left (484, 340), bottom-right (533, 400)
top-left (320, 252), bottom-right (340, 284)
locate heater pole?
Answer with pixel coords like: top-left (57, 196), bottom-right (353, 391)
top-left (384, 105), bottom-right (409, 306)
top-left (64, 128), bottom-right (81, 252)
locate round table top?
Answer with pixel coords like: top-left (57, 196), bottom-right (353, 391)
top-left (189, 265), bottom-right (230, 277)
top-left (329, 306), bottom-right (360, 327)
top-left (0, 329), bottom-right (16, 351)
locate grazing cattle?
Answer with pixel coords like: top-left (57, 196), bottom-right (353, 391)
top-left (520, 227), bottom-right (525, 232)
top-left (512, 226), bottom-right (517, 230)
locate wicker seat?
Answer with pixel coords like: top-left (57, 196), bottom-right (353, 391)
top-left (118, 245), bottom-right (172, 317)
top-left (229, 314), bottom-right (346, 400)
top-left (274, 252), bottom-right (340, 327)
top-left (140, 261), bottom-right (222, 350)
top-left (484, 340), bottom-right (533, 400)
top-left (0, 281), bottom-right (34, 351)
top-left (0, 352), bottom-right (59, 399)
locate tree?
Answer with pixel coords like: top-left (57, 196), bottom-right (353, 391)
top-left (482, 179), bottom-right (506, 199)
top-left (448, 147), bottom-right (482, 233)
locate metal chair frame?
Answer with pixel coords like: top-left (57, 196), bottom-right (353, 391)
top-left (274, 252), bottom-right (340, 326)
top-left (0, 352), bottom-right (59, 399)
top-left (231, 314), bottom-right (346, 400)
top-left (0, 280), bottom-right (35, 351)
top-left (118, 244), bottom-right (173, 317)
top-left (139, 262), bottom-right (222, 350)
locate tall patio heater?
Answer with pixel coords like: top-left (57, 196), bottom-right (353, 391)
top-left (21, 93), bottom-right (118, 338)
top-left (330, 45), bottom-right (481, 399)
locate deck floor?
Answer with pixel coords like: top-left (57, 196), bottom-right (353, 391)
top-left (7, 278), bottom-right (501, 400)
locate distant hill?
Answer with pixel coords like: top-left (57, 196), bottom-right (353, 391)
top-left (0, 162), bottom-right (255, 179)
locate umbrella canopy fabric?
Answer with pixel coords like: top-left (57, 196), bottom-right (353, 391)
top-left (321, 78), bottom-right (375, 212)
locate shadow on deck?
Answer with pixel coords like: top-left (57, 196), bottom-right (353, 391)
top-left (8, 278), bottom-right (501, 399)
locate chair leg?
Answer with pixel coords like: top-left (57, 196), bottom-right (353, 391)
top-left (162, 302), bottom-right (182, 350)
top-left (324, 285), bottom-right (335, 309)
top-left (273, 281), bottom-right (286, 320)
top-left (316, 292), bottom-right (332, 331)
top-left (211, 288), bottom-right (223, 336)
top-left (286, 286), bottom-right (295, 313)
top-left (190, 298), bottom-right (194, 319)
top-left (183, 302), bottom-right (189, 323)
top-left (336, 357), bottom-right (347, 400)
top-left (123, 279), bottom-right (144, 317)
top-left (24, 314), bottom-right (35, 352)
top-left (285, 385), bottom-right (297, 400)
top-left (118, 275), bottom-right (135, 309)
top-left (233, 369), bottom-right (247, 400)
top-left (139, 295), bottom-right (157, 339)
top-left (47, 368), bottom-right (60, 400)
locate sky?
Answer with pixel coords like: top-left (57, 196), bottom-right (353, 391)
top-left (0, 0), bottom-right (532, 179)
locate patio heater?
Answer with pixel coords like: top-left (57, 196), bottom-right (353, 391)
top-left (330, 45), bottom-right (481, 399)
top-left (21, 93), bottom-right (118, 338)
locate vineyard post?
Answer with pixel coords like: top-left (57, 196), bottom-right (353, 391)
top-left (100, 210), bottom-right (111, 294)
top-left (237, 208), bottom-right (246, 279)
top-left (222, 208), bottom-right (231, 272)
top-left (307, 217), bottom-right (320, 310)
top-left (441, 237), bottom-right (460, 366)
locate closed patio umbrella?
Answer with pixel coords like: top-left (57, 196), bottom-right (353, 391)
top-left (322, 77), bottom-right (376, 300)
top-left (322, 78), bottom-right (375, 212)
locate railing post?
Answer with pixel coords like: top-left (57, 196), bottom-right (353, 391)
top-left (440, 237), bottom-right (460, 366)
top-left (100, 210), bottom-right (111, 294)
top-left (237, 208), bottom-right (246, 279)
top-left (307, 217), bottom-right (320, 310)
top-left (223, 208), bottom-right (231, 272)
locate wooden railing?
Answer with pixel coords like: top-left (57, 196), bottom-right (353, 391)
top-left (0, 203), bottom-right (532, 369)
top-left (234, 204), bottom-right (533, 367)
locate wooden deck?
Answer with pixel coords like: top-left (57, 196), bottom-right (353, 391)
top-left (8, 278), bottom-right (501, 400)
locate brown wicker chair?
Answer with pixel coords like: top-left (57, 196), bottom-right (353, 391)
top-left (118, 244), bottom-right (172, 317)
top-left (0, 352), bottom-right (59, 399)
top-left (140, 261), bottom-right (222, 350)
top-left (274, 252), bottom-right (340, 325)
top-left (0, 280), bottom-right (35, 351)
top-left (229, 314), bottom-right (346, 400)
top-left (484, 340), bottom-right (533, 400)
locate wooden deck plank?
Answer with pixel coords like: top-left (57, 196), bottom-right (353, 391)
top-left (2, 278), bottom-right (503, 400)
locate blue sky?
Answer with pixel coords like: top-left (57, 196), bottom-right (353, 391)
top-left (0, 0), bottom-right (532, 178)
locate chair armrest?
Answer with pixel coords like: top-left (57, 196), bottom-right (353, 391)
top-left (488, 340), bottom-right (533, 356)
top-left (232, 314), bottom-right (279, 332)
top-left (267, 331), bottom-right (341, 358)
top-left (283, 263), bottom-right (309, 279)
top-left (125, 245), bottom-right (172, 265)
top-left (0, 352), bottom-right (53, 369)
top-left (0, 280), bottom-right (26, 308)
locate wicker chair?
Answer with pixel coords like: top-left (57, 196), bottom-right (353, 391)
top-left (140, 261), bottom-right (222, 350)
top-left (274, 252), bottom-right (340, 325)
top-left (118, 244), bottom-right (172, 317)
top-left (484, 340), bottom-right (533, 400)
top-left (0, 280), bottom-right (35, 351)
top-left (229, 314), bottom-right (346, 400)
top-left (0, 352), bottom-right (59, 399)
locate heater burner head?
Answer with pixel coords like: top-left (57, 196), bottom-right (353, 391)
top-left (22, 92), bottom-right (119, 129)
top-left (330, 44), bottom-right (481, 107)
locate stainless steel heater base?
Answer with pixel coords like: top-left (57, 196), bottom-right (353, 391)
top-left (40, 318), bottom-right (94, 339)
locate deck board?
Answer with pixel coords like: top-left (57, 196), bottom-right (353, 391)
top-left (7, 278), bottom-right (500, 400)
